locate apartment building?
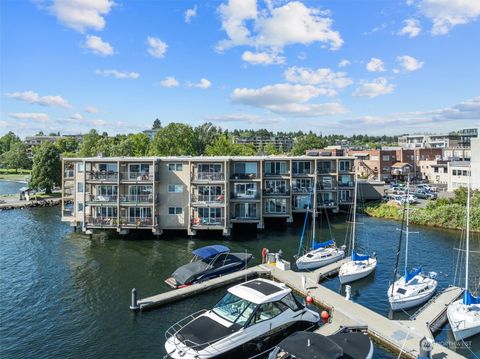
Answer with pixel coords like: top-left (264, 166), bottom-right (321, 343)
top-left (233, 136), bottom-right (294, 152)
top-left (24, 134), bottom-right (83, 158)
top-left (61, 155), bottom-right (355, 236)
top-left (398, 133), bottom-right (460, 148)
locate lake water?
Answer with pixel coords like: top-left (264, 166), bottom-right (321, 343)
top-left (0, 180), bottom-right (25, 195)
top-left (0, 180), bottom-right (479, 358)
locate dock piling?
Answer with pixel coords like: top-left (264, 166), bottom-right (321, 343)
top-left (419, 337), bottom-right (433, 358)
top-left (345, 285), bottom-right (351, 300)
top-left (130, 288), bottom-right (139, 310)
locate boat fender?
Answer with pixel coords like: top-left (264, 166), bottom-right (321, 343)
top-left (321, 311), bottom-right (329, 320)
top-left (261, 248), bottom-right (268, 262)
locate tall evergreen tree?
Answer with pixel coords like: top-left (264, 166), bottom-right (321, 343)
top-left (30, 142), bottom-right (61, 194)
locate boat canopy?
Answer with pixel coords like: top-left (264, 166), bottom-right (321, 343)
top-left (352, 251), bottom-right (369, 261)
top-left (463, 290), bottom-right (480, 305)
top-left (405, 267), bottom-right (422, 284)
top-left (312, 239), bottom-right (334, 250)
top-left (275, 331), bottom-right (343, 359)
top-left (192, 245), bottom-right (230, 259)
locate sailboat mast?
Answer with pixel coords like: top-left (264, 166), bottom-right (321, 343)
top-left (405, 179), bottom-right (410, 271)
top-left (312, 191), bottom-right (316, 244)
top-left (351, 172), bottom-right (358, 252)
top-left (466, 168), bottom-right (471, 292)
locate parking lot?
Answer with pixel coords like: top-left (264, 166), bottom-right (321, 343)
top-left (382, 183), bottom-right (451, 208)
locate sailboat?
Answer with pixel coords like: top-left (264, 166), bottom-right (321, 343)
top-left (388, 181), bottom-right (438, 311)
top-left (447, 172), bottom-right (480, 341)
top-left (296, 190), bottom-right (345, 271)
top-left (339, 174), bottom-right (377, 284)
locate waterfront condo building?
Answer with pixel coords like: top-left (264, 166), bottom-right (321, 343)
top-left (61, 155), bottom-right (355, 236)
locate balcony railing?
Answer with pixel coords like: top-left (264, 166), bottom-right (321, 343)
top-left (263, 189), bottom-right (290, 196)
top-left (339, 167), bottom-right (353, 173)
top-left (292, 170), bottom-right (314, 176)
top-left (317, 183), bottom-right (335, 190)
top-left (231, 173), bottom-right (258, 180)
top-left (86, 216), bottom-right (117, 226)
top-left (86, 171), bottom-right (118, 181)
top-left (119, 194), bottom-right (154, 203)
top-left (231, 215), bottom-right (260, 220)
top-left (339, 197), bottom-right (353, 203)
top-left (120, 217), bottom-right (153, 226)
top-left (64, 170), bottom-right (74, 178)
top-left (64, 188), bottom-right (74, 196)
top-left (291, 187), bottom-right (313, 193)
top-left (264, 171), bottom-right (289, 177)
top-left (230, 192), bottom-right (260, 199)
top-left (191, 194), bottom-right (225, 203)
top-left (191, 217), bottom-right (225, 226)
top-left (193, 172), bottom-right (225, 181)
top-left (120, 172), bottom-right (153, 181)
top-left (87, 194), bottom-right (118, 202)
top-left (318, 200), bottom-right (336, 207)
top-left (317, 168), bottom-right (335, 174)
top-left (338, 182), bottom-right (354, 187)
top-left (62, 209), bottom-right (73, 217)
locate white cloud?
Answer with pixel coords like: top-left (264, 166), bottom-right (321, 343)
top-left (408, 0), bottom-right (480, 35)
top-left (185, 5), bottom-right (197, 23)
top-left (205, 113), bottom-right (283, 124)
top-left (241, 50), bottom-right (285, 65)
top-left (353, 77), bottom-right (395, 98)
top-left (9, 112), bottom-right (50, 122)
top-left (84, 35), bottom-right (114, 56)
top-left (398, 19), bottom-right (421, 37)
top-left (189, 78), bottom-right (212, 89)
top-left (397, 55), bottom-right (424, 72)
top-left (338, 59), bottom-right (350, 67)
top-left (0, 120), bottom-right (8, 128)
top-left (231, 83), bottom-right (347, 116)
top-left (69, 113), bottom-right (83, 121)
top-left (283, 66), bottom-right (353, 89)
top-left (147, 36), bottom-right (167, 58)
top-left (159, 76), bottom-right (179, 88)
top-left (4, 90), bottom-right (72, 108)
top-left (366, 58), bottom-right (386, 72)
top-left (217, 0), bottom-right (343, 52)
top-left (49, 0), bottom-right (115, 33)
top-left (95, 69), bottom-right (140, 79)
top-left (85, 106), bottom-right (99, 113)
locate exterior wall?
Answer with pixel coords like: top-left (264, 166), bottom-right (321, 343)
top-left (61, 155), bottom-right (355, 235)
top-left (418, 160), bottom-right (448, 184)
top-left (447, 162), bottom-right (471, 191)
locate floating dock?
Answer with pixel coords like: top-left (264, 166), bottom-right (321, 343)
top-left (134, 262), bottom-right (464, 358)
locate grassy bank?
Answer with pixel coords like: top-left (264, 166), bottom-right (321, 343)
top-left (0, 169), bottom-right (31, 181)
top-left (365, 190), bottom-right (480, 232)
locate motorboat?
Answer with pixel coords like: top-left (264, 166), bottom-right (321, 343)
top-left (268, 328), bottom-right (373, 359)
top-left (447, 173), bottom-right (480, 341)
top-left (165, 245), bottom-right (252, 289)
top-left (296, 240), bottom-right (345, 271)
top-left (339, 173), bottom-right (377, 284)
top-left (164, 278), bottom-right (320, 358)
top-left (295, 193), bottom-right (345, 271)
top-left (388, 182), bottom-right (437, 311)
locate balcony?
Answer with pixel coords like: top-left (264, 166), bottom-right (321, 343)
top-left (317, 184), bottom-right (335, 191)
top-left (86, 194), bottom-right (118, 203)
top-left (339, 197), bottom-right (353, 204)
top-left (86, 171), bottom-right (118, 181)
top-left (264, 171), bottom-right (289, 177)
top-left (192, 172), bottom-right (225, 182)
top-left (86, 216), bottom-right (117, 226)
top-left (317, 168), bottom-right (335, 174)
top-left (318, 200), bottom-right (336, 208)
top-left (119, 194), bottom-right (154, 204)
top-left (230, 173), bottom-right (258, 180)
top-left (120, 172), bottom-right (153, 182)
top-left (64, 170), bottom-right (74, 178)
top-left (230, 192), bottom-right (260, 200)
top-left (338, 167), bottom-right (354, 174)
top-left (191, 194), bottom-right (225, 205)
top-left (191, 217), bottom-right (225, 228)
top-left (338, 181), bottom-right (354, 188)
top-left (120, 217), bottom-right (154, 227)
top-left (63, 188), bottom-right (74, 197)
top-left (292, 170), bottom-right (314, 176)
top-left (263, 189), bottom-right (290, 196)
top-left (291, 187), bottom-right (313, 194)
top-left (62, 209), bottom-right (73, 217)
top-left (231, 214), bottom-right (260, 221)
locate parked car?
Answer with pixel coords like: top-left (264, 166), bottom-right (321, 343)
top-left (415, 190), bottom-right (437, 199)
top-left (407, 194), bottom-right (418, 204)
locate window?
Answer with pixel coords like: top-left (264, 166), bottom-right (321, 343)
top-left (197, 207), bottom-right (222, 221)
top-left (339, 160), bottom-right (351, 172)
top-left (128, 163), bottom-right (149, 179)
top-left (98, 163), bottom-right (117, 172)
top-left (452, 170), bottom-right (457, 175)
top-left (128, 207), bottom-right (152, 221)
top-left (197, 163), bottom-right (222, 173)
top-left (252, 302), bottom-right (286, 324)
top-left (234, 183), bottom-right (257, 198)
top-left (212, 292), bottom-right (257, 324)
top-left (233, 162), bottom-right (257, 177)
top-left (292, 161), bottom-right (311, 175)
top-left (76, 162), bottom-right (84, 173)
top-left (382, 155), bottom-right (390, 161)
top-left (77, 182), bottom-right (84, 192)
top-left (265, 198), bottom-right (287, 213)
top-left (168, 163), bottom-right (183, 171)
top-left (280, 293), bottom-right (302, 311)
top-left (168, 184), bottom-right (183, 193)
top-left (99, 207), bottom-right (116, 217)
top-left (233, 203), bottom-right (257, 218)
top-left (293, 195), bottom-right (310, 209)
top-left (292, 178), bottom-right (312, 191)
top-left (264, 180), bottom-right (287, 194)
top-left (340, 190), bottom-right (351, 202)
top-left (265, 161), bottom-right (287, 175)
top-left (77, 202), bottom-right (84, 212)
top-left (168, 207), bottom-right (182, 215)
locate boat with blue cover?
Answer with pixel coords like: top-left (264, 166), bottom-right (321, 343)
top-left (165, 245), bottom-right (252, 289)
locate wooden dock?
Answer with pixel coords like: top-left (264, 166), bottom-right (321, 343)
top-left (135, 262), bottom-right (464, 358)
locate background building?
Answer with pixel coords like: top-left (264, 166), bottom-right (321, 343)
top-left (233, 136), bottom-right (293, 152)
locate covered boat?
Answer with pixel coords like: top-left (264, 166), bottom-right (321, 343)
top-left (165, 245), bottom-right (252, 288)
top-left (268, 330), bottom-right (373, 359)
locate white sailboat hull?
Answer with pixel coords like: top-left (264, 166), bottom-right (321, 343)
top-left (296, 248), bottom-right (345, 271)
top-left (339, 258), bottom-right (377, 284)
top-left (388, 274), bottom-right (437, 311)
top-left (447, 299), bottom-right (480, 341)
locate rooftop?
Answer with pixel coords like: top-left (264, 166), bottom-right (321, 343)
top-left (63, 155), bottom-right (355, 161)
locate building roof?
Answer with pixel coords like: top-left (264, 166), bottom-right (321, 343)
top-left (63, 155), bottom-right (355, 161)
top-left (449, 161), bottom-right (471, 167)
top-left (392, 162), bottom-right (411, 167)
top-left (228, 279), bottom-right (290, 304)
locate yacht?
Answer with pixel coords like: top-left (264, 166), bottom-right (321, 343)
top-left (164, 278), bottom-right (320, 358)
top-left (268, 329), bottom-right (373, 359)
top-left (165, 245), bottom-right (252, 289)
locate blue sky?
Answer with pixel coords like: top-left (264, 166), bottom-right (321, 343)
top-left (1, 0), bottom-right (479, 137)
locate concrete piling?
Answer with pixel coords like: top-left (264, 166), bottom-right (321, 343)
top-left (130, 288), bottom-right (139, 310)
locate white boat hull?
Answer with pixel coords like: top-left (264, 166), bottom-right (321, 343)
top-left (339, 258), bottom-right (377, 284)
top-left (296, 248), bottom-right (345, 271)
top-left (388, 274), bottom-right (437, 311)
top-left (447, 299), bottom-right (480, 341)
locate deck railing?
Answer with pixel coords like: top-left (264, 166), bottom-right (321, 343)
top-left (193, 172), bottom-right (225, 181)
top-left (86, 171), bottom-right (118, 181)
top-left (263, 189), bottom-right (290, 196)
top-left (120, 172), bottom-right (153, 181)
top-left (87, 194), bottom-right (118, 202)
top-left (230, 173), bottom-right (258, 179)
top-left (119, 194), bottom-right (153, 203)
top-left (230, 192), bottom-right (260, 199)
top-left (191, 217), bottom-right (225, 226)
top-left (191, 194), bottom-right (225, 203)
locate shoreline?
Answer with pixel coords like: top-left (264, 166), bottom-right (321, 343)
top-left (0, 198), bottom-right (62, 211)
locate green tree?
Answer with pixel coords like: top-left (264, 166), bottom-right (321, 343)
top-left (78, 129), bottom-right (101, 157)
top-left (0, 131), bottom-right (21, 155)
top-left (194, 122), bottom-right (220, 154)
top-left (149, 123), bottom-right (197, 156)
top-left (30, 142), bottom-right (61, 194)
top-left (262, 142), bottom-right (281, 155)
top-left (56, 137), bottom-right (79, 154)
top-left (1, 142), bottom-right (31, 172)
top-left (291, 133), bottom-right (327, 155)
top-left (152, 118), bottom-right (162, 129)
top-left (128, 133), bottom-right (150, 156)
top-left (205, 135), bottom-right (256, 156)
